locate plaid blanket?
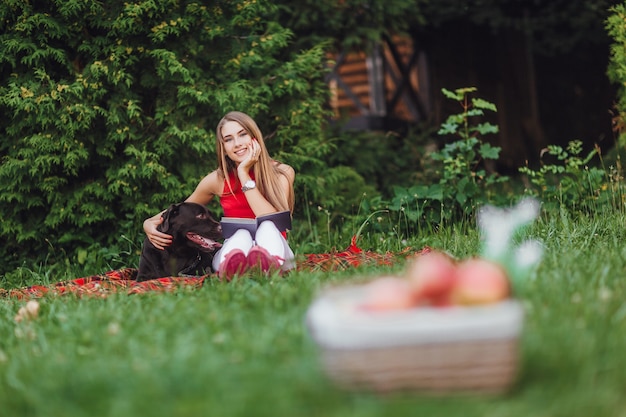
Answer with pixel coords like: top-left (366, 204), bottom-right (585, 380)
top-left (1, 237), bottom-right (424, 299)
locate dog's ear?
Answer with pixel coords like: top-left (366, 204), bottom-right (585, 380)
top-left (158, 203), bottom-right (181, 233)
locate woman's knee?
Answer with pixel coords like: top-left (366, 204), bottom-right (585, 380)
top-left (256, 220), bottom-right (280, 238)
top-left (232, 228), bottom-right (254, 242)
top-left (222, 229), bottom-right (254, 254)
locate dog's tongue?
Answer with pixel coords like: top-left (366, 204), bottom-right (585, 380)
top-left (186, 233), bottom-right (222, 250)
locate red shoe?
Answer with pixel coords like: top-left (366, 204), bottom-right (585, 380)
top-left (247, 246), bottom-right (281, 275)
top-left (219, 249), bottom-right (248, 281)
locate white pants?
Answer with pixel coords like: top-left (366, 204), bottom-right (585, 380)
top-left (212, 220), bottom-right (295, 272)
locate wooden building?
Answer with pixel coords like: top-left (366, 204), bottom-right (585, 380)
top-left (325, 29), bottom-right (552, 169)
top-left (326, 34), bottom-right (432, 131)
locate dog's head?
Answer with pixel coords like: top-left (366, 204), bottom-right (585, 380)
top-left (157, 202), bottom-right (222, 252)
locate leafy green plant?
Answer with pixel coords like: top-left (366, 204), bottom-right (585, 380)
top-left (325, 126), bottom-right (434, 196)
top-left (387, 87), bottom-right (510, 230)
top-left (519, 141), bottom-right (610, 213)
top-left (607, 2), bottom-right (626, 147)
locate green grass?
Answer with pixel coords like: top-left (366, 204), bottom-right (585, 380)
top-left (2, 210), bottom-right (626, 417)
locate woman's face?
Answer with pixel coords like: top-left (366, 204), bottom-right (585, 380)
top-left (221, 120), bottom-right (253, 164)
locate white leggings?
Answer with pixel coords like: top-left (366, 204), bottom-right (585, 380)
top-left (212, 220), bottom-right (295, 272)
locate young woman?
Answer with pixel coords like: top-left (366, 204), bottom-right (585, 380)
top-left (143, 111), bottom-right (295, 280)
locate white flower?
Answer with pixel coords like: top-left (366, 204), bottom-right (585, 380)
top-left (478, 197), bottom-right (541, 261)
top-left (514, 240), bottom-right (544, 269)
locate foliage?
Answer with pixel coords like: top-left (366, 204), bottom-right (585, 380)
top-left (0, 0), bottom-right (343, 274)
top-left (385, 87), bottom-right (511, 232)
top-left (276, 0), bottom-right (426, 51)
top-left (325, 127), bottom-right (433, 196)
top-left (276, 0), bottom-right (614, 55)
top-left (420, 0), bottom-right (615, 55)
top-left (607, 2), bottom-right (626, 147)
top-left (519, 140), bottom-right (622, 213)
top-left (296, 165), bottom-right (379, 247)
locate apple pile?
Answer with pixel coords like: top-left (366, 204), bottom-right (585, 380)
top-left (358, 250), bottom-right (511, 312)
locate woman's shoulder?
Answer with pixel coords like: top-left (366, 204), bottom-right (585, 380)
top-left (273, 161), bottom-right (295, 180)
top-left (202, 169), bottom-right (223, 182)
top-left (186, 169), bottom-right (224, 204)
top-left (198, 170), bottom-right (225, 193)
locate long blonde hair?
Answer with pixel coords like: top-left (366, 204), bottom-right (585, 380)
top-left (216, 111), bottom-right (294, 213)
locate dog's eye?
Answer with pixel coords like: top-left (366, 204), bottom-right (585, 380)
top-left (196, 213), bottom-right (207, 219)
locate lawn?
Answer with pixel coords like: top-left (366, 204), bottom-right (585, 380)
top-left (1, 210), bottom-right (626, 417)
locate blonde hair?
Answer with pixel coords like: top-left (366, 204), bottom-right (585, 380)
top-left (216, 111), bottom-right (294, 213)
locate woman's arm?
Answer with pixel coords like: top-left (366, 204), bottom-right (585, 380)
top-left (185, 170), bottom-right (221, 205)
top-left (277, 163), bottom-right (295, 185)
top-left (144, 171), bottom-right (221, 249)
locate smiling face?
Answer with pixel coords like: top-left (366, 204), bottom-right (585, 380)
top-left (220, 120), bottom-right (253, 165)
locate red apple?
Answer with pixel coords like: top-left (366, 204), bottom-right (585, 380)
top-left (452, 258), bottom-right (510, 305)
top-left (358, 276), bottom-right (418, 311)
top-left (405, 250), bottom-right (458, 304)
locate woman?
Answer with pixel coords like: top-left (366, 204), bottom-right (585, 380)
top-left (143, 111), bottom-right (296, 280)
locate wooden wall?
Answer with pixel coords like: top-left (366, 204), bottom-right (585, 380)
top-left (326, 35), bottom-right (432, 131)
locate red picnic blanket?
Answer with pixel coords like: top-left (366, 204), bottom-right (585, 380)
top-left (1, 237), bottom-right (423, 299)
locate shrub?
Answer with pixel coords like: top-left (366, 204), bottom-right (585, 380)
top-left (0, 0), bottom-right (339, 273)
top-left (607, 2), bottom-right (626, 147)
top-left (519, 141), bottom-right (625, 214)
top-left (386, 87), bottom-right (512, 230)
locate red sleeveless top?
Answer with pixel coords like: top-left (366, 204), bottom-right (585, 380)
top-left (220, 170), bottom-right (255, 218)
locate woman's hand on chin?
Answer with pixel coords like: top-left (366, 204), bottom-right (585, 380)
top-left (238, 139), bottom-right (260, 174)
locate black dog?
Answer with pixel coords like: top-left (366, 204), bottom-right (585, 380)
top-left (137, 202), bottom-right (223, 281)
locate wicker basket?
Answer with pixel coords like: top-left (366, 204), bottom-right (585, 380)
top-left (305, 284), bottom-right (524, 394)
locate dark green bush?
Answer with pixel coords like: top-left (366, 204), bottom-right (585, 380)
top-left (382, 88), bottom-right (513, 230)
top-left (0, 0), bottom-right (337, 273)
top-left (607, 2), bottom-right (626, 146)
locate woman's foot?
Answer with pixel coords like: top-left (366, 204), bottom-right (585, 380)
top-left (247, 246), bottom-right (281, 275)
top-left (218, 249), bottom-right (248, 281)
